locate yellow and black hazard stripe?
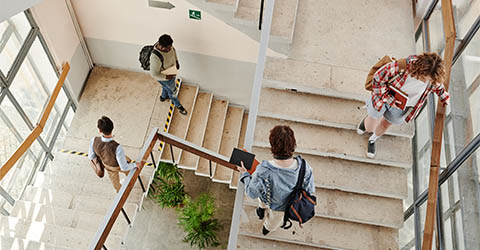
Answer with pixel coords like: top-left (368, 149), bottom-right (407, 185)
top-left (60, 149), bottom-right (155, 167)
top-left (158, 79), bottom-right (181, 151)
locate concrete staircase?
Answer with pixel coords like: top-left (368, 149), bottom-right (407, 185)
top-left (159, 83), bottom-right (248, 189)
top-left (0, 147), bottom-right (155, 249)
top-left (234, 57), bottom-right (414, 249)
top-left (185, 0), bottom-right (299, 54)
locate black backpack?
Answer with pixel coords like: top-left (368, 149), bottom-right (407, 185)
top-left (139, 45), bottom-right (163, 71)
top-left (281, 157), bottom-right (317, 229)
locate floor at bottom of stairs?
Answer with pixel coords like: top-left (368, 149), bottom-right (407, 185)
top-left (121, 170), bottom-right (236, 250)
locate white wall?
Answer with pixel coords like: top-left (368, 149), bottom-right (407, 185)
top-left (30, 0), bottom-right (90, 101)
top-left (70, 0), bottom-right (282, 107)
top-left (0, 0), bottom-right (42, 22)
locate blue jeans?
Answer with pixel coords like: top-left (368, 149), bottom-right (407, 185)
top-left (158, 78), bottom-right (181, 108)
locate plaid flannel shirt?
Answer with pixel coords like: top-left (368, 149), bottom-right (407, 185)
top-left (371, 55), bottom-right (450, 123)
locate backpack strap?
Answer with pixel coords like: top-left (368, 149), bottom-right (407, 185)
top-left (397, 58), bottom-right (407, 74)
top-left (294, 156), bottom-right (306, 191)
top-left (151, 48), bottom-right (164, 70)
top-left (280, 157), bottom-right (306, 230)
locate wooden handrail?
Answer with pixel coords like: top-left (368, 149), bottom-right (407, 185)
top-left (0, 62), bottom-right (70, 180)
top-left (89, 127), bottom-right (159, 250)
top-left (90, 129), bottom-right (239, 249)
top-left (421, 0), bottom-right (456, 249)
top-left (156, 131), bottom-right (238, 171)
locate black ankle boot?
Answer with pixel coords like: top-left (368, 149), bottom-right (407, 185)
top-left (256, 207), bottom-right (265, 220)
top-left (262, 226), bottom-right (270, 235)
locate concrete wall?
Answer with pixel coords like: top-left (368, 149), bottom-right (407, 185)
top-left (70, 0), bottom-right (281, 108)
top-left (0, 0), bottom-right (43, 22)
top-left (30, 0), bottom-right (90, 102)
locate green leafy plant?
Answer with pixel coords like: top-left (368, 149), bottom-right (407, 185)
top-left (150, 162), bottom-right (186, 208)
top-left (154, 178), bottom-right (186, 208)
top-left (178, 194), bottom-right (221, 250)
top-left (156, 161), bottom-right (183, 183)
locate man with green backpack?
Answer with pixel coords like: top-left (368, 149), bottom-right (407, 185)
top-left (358, 52), bottom-right (450, 158)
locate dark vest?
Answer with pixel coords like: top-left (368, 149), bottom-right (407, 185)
top-left (93, 137), bottom-right (120, 167)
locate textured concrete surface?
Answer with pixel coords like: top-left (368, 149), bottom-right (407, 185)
top-left (213, 106), bottom-right (244, 182)
top-left (196, 99), bottom-right (229, 176)
top-left (160, 84), bottom-right (198, 161)
top-left (179, 92), bottom-right (213, 169)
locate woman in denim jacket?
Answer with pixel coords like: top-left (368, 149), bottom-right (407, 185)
top-left (238, 125), bottom-right (315, 235)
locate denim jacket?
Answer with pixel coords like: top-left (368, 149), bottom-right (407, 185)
top-left (240, 156), bottom-right (315, 211)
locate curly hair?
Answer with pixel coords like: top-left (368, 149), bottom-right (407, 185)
top-left (410, 52), bottom-right (446, 85)
top-left (269, 125), bottom-right (296, 159)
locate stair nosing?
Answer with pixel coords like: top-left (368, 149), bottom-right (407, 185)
top-left (174, 86), bottom-right (200, 164)
top-left (257, 111), bottom-right (413, 139)
top-left (253, 141), bottom-right (410, 169)
top-left (243, 200), bottom-right (402, 229)
top-left (238, 231), bottom-right (350, 250)
top-left (263, 79), bottom-right (366, 102)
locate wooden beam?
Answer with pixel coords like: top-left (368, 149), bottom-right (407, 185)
top-left (157, 131), bottom-right (238, 171)
top-left (422, 0), bottom-right (455, 249)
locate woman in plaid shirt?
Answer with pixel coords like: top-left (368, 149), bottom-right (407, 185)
top-left (357, 52), bottom-right (450, 158)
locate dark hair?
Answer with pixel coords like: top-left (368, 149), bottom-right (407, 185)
top-left (158, 34), bottom-right (173, 47)
top-left (97, 116), bottom-right (114, 135)
top-left (269, 125), bottom-right (296, 159)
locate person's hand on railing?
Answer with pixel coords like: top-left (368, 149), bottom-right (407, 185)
top-left (135, 162), bottom-right (143, 170)
top-left (237, 161), bottom-right (248, 174)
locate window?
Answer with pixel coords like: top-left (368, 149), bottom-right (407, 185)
top-left (0, 11), bottom-right (76, 213)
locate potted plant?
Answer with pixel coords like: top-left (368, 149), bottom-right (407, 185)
top-left (150, 162), bottom-right (186, 208)
top-left (178, 194), bottom-right (221, 249)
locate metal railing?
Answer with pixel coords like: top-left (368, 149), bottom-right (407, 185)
top-left (89, 129), bottom-right (238, 250)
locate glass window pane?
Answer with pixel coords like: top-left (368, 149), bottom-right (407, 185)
top-left (453, 0), bottom-right (480, 38)
top-left (0, 96), bottom-right (31, 140)
top-left (0, 12), bottom-right (31, 75)
top-left (427, 2), bottom-right (445, 53)
top-left (400, 214), bottom-right (416, 249)
top-left (9, 39), bottom-right (51, 124)
top-left (455, 209), bottom-right (465, 250)
top-left (418, 145), bottom-right (432, 193)
top-left (405, 167), bottom-right (414, 209)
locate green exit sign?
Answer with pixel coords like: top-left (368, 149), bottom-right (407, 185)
top-left (189, 10), bottom-right (201, 20)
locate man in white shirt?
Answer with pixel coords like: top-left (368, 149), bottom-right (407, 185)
top-left (88, 116), bottom-right (139, 192)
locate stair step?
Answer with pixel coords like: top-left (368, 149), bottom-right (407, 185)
top-left (234, 6), bottom-right (259, 22)
top-left (252, 146), bottom-right (408, 199)
top-left (195, 99), bottom-right (229, 176)
top-left (264, 57), bottom-right (369, 99)
top-left (254, 116), bottom-right (412, 167)
top-left (238, 0), bottom-right (260, 9)
top-left (244, 186), bottom-right (403, 228)
top-left (234, 0), bottom-right (297, 41)
top-left (161, 84), bottom-right (199, 162)
top-left (230, 113), bottom-right (249, 189)
top-left (10, 200), bottom-right (129, 238)
top-left (22, 186), bottom-right (138, 219)
top-left (178, 92), bottom-right (213, 170)
top-left (43, 160), bottom-right (154, 185)
top-left (212, 106), bottom-right (244, 183)
top-left (0, 236), bottom-right (69, 250)
top-left (33, 173), bottom-right (145, 204)
top-left (0, 217), bottom-right (122, 249)
top-left (239, 206), bottom-right (398, 250)
top-left (237, 234), bottom-right (326, 250)
top-left (258, 87), bottom-right (414, 138)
